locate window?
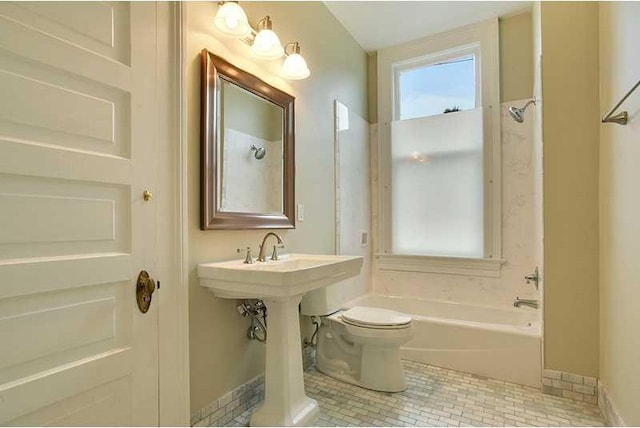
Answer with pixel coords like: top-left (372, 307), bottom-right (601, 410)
top-left (392, 48), bottom-right (483, 258)
top-left (397, 55), bottom-right (476, 120)
top-left (376, 19), bottom-right (503, 276)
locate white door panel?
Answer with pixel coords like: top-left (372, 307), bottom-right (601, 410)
top-left (0, 2), bottom-right (159, 425)
top-left (0, 2), bottom-right (132, 67)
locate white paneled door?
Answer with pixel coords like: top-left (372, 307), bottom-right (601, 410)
top-left (0, 3), bottom-right (160, 425)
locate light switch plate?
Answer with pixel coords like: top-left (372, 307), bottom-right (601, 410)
top-left (297, 204), bottom-right (304, 221)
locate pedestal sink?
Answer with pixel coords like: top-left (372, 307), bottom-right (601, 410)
top-left (198, 254), bottom-right (363, 427)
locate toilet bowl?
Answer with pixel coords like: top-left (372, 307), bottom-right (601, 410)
top-left (315, 306), bottom-right (413, 392)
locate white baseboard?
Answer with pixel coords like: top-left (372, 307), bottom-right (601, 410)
top-left (598, 382), bottom-right (626, 427)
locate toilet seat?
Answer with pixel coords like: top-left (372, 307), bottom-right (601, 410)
top-left (341, 306), bottom-right (412, 330)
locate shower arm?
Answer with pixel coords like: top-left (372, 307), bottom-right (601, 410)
top-left (521, 99), bottom-right (536, 109)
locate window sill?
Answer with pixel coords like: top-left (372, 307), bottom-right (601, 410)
top-left (374, 254), bottom-right (505, 278)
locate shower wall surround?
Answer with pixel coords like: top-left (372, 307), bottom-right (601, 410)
top-left (302, 101), bottom-right (372, 315)
top-left (335, 102), bottom-right (371, 302)
top-left (372, 99), bottom-right (541, 307)
top-left (220, 128), bottom-right (283, 214)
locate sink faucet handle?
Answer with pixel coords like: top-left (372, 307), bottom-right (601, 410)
top-left (270, 244), bottom-right (285, 261)
top-left (271, 244), bottom-right (284, 261)
top-left (237, 247), bottom-right (254, 264)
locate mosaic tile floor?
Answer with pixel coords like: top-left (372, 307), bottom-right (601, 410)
top-left (225, 360), bottom-right (605, 427)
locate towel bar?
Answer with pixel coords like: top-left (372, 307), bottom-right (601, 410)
top-left (602, 79), bottom-right (640, 125)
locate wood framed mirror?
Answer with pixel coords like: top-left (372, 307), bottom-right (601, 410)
top-left (200, 49), bottom-right (295, 230)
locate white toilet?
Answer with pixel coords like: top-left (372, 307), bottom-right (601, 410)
top-left (301, 291), bottom-right (414, 392)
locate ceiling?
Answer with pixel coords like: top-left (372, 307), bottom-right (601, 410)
top-left (324, 1), bottom-right (531, 52)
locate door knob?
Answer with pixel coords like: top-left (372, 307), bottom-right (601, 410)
top-left (136, 270), bottom-right (156, 313)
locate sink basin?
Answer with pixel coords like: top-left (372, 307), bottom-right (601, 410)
top-left (198, 253), bottom-right (363, 427)
top-left (198, 253), bottom-right (363, 299)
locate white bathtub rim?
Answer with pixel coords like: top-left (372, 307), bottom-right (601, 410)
top-left (414, 315), bottom-right (540, 337)
top-left (349, 293), bottom-right (539, 315)
top-left (345, 293), bottom-right (541, 337)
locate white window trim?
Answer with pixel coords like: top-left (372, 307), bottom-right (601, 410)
top-left (375, 18), bottom-right (502, 277)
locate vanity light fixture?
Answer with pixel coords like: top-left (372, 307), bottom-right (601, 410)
top-left (282, 42), bottom-right (311, 80)
top-left (251, 16), bottom-right (284, 60)
top-left (213, 2), bottom-right (311, 80)
top-left (213, 1), bottom-right (252, 38)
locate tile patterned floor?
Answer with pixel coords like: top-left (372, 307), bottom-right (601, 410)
top-left (225, 360), bottom-right (605, 427)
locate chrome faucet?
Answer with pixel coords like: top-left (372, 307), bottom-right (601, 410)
top-left (257, 232), bottom-right (285, 262)
top-left (513, 297), bottom-right (539, 309)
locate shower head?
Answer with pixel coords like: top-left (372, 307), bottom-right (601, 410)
top-left (508, 106), bottom-right (526, 123)
top-left (508, 98), bottom-right (536, 123)
top-left (250, 145), bottom-right (266, 160)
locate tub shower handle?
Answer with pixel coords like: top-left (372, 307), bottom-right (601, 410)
top-left (525, 267), bottom-right (539, 290)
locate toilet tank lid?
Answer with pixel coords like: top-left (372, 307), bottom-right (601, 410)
top-left (342, 306), bottom-right (412, 327)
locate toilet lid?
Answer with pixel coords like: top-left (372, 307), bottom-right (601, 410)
top-left (341, 306), bottom-right (412, 328)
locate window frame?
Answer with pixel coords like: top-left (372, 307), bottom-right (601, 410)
top-left (375, 18), bottom-right (504, 276)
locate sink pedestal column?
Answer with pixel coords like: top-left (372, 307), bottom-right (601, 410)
top-left (250, 295), bottom-right (319, 427)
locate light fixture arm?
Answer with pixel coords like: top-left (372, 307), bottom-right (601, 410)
top-left (257, 16), bottom-right (273, 31)
top-left (284, 42), bottom-right (301, 56)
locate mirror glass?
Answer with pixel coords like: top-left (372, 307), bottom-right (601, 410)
top-left (218, 79), bottom-right (284, 214)
top-left (200, 49), bottom-right (295, 230)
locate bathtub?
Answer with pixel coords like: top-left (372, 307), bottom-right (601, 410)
top-left (345, 294), bottom-right (542, 388)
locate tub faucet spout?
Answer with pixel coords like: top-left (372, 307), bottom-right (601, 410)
top-left (513, 297), bottom-right (539, 309)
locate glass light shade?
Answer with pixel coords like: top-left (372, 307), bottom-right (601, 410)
top-left (213, 2), bottom-right (251, 38)
top-left (282, 53), bottom-right (310, 80)
top-left (251, 29), bottom-right (284, 60)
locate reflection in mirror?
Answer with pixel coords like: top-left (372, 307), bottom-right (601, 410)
top-left (200, 49), bottom-right (295, 230)
top-left (218, 79), bottom-right (284, 214)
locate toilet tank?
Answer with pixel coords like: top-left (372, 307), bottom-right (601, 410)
top-left (301, 277), bottom-right (365, 316)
